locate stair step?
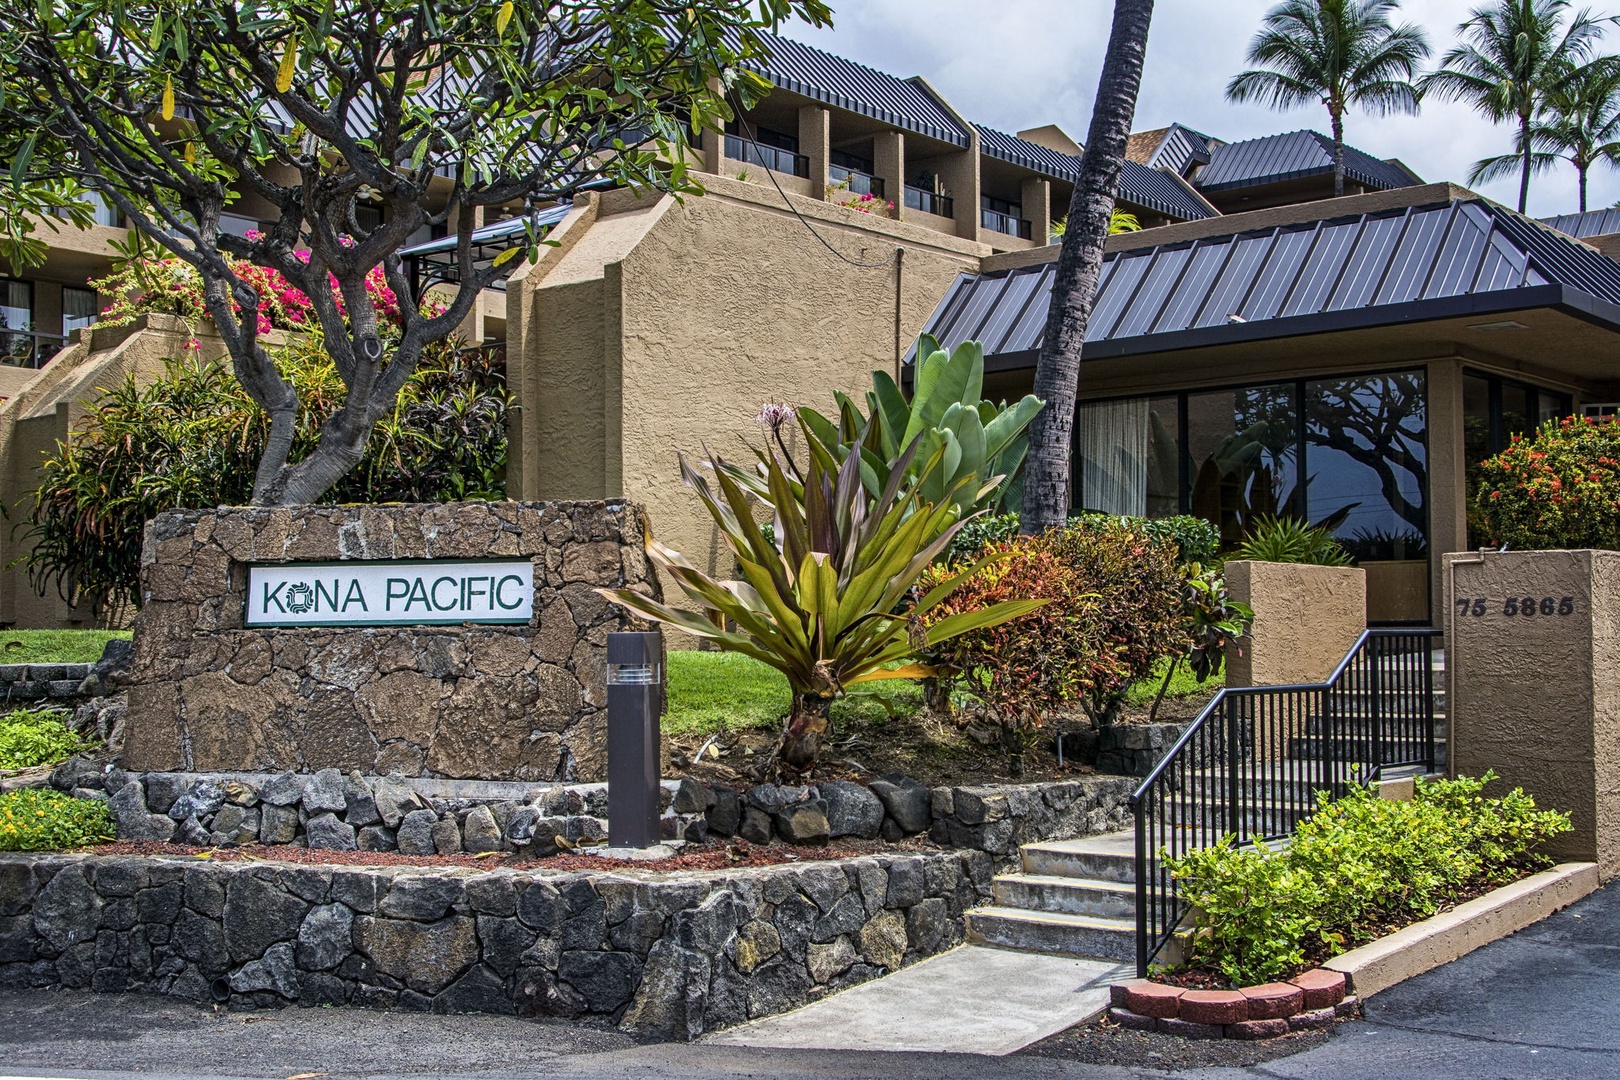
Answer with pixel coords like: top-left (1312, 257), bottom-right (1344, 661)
top-left (1020, 830), bottom-right (1135, 882)
top-left (966, 906), bottom-right (1137, 962)
top-left (992, 874), bottom-right (1136, 919)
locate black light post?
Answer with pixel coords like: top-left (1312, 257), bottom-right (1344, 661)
top-left (606, 631), bottom-right (663, 848)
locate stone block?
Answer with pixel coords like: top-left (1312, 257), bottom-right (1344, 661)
top-left (1289, 968), bottom-right (1347, 1009)
top-left (1289, 1005), bottom-right (1338, 1031)
top-left (1227, 1017), bottom-right (1291, 1040)
top-left (1157, 1016), bottom-right (1225, 1039)
top-left (1124, 981), bottom-right (1185, 1019)
top-left (1179, 989), bottom-right (1249, 1026)
top-left (1241, 981), bottom-right (1305, 1019)
top-left (1108, 1006), bottom-right (1158, 1031)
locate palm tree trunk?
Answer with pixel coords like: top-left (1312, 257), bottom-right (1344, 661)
top-left (779, 692), bottom-right (834, 776)
top-left (1331, 108), bottom-right (1346, 198)
top-left (1518, 115), bottom-right (1532, 214)
top-left (1580, 163), bottom-right (1589, 213)
top-left (1021, 0), bottom-right (1156, 535)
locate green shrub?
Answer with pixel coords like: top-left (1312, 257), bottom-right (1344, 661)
top-left (1470, 415), bottom-right (1620, 550)
top-left (0, 788), bottom-right (115, 851)
top-left (0, 709), bottom-right (86, 770)
top-left (1232, 515), bottom-right (1352, 565)
top-left (924, 518), bottom-right (1189, 747)
top-left (1166, 774), bottom-right (1570, 985)
top-left (25, 335), bottom-right (508, 615)
top-left (946, 512), bottom-right (1220, 566)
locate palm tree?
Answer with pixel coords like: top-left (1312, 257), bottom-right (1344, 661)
top-left (1227, 0), bottom-right (1431, 198)
top-left (1422, 0), bottom-right (1611, 213)
top-left (1022, 0), bottom-right (1156, 534)
top-left (1526, 59), bottom-right (1620, 210)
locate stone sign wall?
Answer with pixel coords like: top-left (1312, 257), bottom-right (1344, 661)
top-left (121, 502), bottom-right (656, 783)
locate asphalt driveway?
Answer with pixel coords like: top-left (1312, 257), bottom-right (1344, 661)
top-left (0, 884), bottom-right (1612, 1080)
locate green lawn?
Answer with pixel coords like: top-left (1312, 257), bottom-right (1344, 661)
top-left (0, 630), bottom-right (130, 665)
top-left (665, 650), bottom-right (922, 737)
top-left (666, 650), bottom-right (1220, 737)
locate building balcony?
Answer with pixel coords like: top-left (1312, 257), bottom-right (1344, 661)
top-left (723, 135), bottom-right (809, 179)
top-left (829, 164), bottom-right (884, 198)
top-left (981, 208), bottom-right (1033, 239)
top-left (904, 186), bottom-right (954, 218)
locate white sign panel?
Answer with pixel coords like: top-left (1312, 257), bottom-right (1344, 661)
top-left (245, 560), bottom-right (534, 627)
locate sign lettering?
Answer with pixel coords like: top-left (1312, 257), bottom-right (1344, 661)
top-left (246, 561), bottom-right (534, 627)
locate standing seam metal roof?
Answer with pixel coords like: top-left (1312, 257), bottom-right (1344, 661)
top-left (914, 199), bottom-right (1620, 363)
top-left (974, 124), bottom-right (1216, 221)
top-left (1145, 123), bottom-right (1215, 175)
top-left (744, 32), bottom-right (969, 147)
top-left (1542, 207), bottom-right (1620, 238)
top-left (1194, 130), bottom-right (1419, 192)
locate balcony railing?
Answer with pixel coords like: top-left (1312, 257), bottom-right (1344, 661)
top-left (1, 330), bottom-right (68, 369)
top-left (829, 165), bottom-right (884, 198)
top-left (981, 209), bottom-right (1033, 239)
top-left (723, 135), bottom-right (809, 179)
top-left (903, 186), bottom-right (954, 218)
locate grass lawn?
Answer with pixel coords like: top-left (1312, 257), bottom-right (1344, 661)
top-left (0, 630), bottom-right (130, 665)
top-left (666, 650), bottom-right (1221, 738)
top-left (665, 650), bottom-right (922, 737)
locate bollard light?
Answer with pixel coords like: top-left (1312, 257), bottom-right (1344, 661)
top-left (606, 630), bottom-right (663, 848)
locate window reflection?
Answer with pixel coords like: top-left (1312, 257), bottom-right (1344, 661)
top-left (1186, 383), bottom-right (1299, 549)
top-left (1304, 374), bottom-right (1427, 561)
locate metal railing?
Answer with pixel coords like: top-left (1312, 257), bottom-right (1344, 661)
top-left (1, 330), bottom-right (68, 369)
top-left (1131, 627), bottom-right (1440, 975)
top-left (829, 164), bottom-right (884, 198)
top-left (723, 135), bottom-right (809, 179)
top-left (903, 186), bottom-right (954, 218)
top-left (981, 208), bottom-right (1033, 239)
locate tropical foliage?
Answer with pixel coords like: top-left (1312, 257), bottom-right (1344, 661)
top-left (1148, 564), bottom-right (1254, 722)
top-left (787, 335), bottom-right (1044, 516)
top-left (599, 415), bottom-right (1044, 776)
top-left (924, 517), bottom-right (1189, 745)
top-left (1228, 0), bottom-right (1431, 196)
top-left (1521, 59), bottom-right (1620, 211)
top-left (0, 709), bottom-right (89, 771)
top-left (1167, 773), bottom-right (1570, 984)
top-left (1234, 515), bottom-right (1354, 565)
top-left (1469, 414), bottom-right (1620, 550)
top-left (1422, 0), bottom-right (1611, 211)
top-left (0, 0), bottom-right (830, 505)
top-left (25, 335), bottom-right (508, 615)
top-left (0, 788), bottom-right (115, 852)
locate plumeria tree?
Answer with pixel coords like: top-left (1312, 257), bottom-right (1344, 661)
top-left (0, 0), bottom-right (828, 505)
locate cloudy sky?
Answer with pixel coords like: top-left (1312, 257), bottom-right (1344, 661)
top-left (779, 0), bottom-right (1620, 218)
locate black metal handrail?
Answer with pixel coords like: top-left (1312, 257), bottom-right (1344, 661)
top-left (723, 134), bottom-right (809, 179)
top-left (1131, 627), bottom-right (1440, 975)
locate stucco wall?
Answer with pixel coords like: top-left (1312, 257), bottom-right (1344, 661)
top-left (1444, 550), bottom-right (1620, 878)
top-left (510, 177), bottom-right (989, 596)
top-left (1225, 561), bottom-right (1368, 686)
top-left (0, 316), bottom-right (229, 628)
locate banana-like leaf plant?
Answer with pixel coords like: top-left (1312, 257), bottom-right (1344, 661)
top-left (599, 415), bottom-right (1046, 776)
top-left (735, 336), bottom-right (1043, 519)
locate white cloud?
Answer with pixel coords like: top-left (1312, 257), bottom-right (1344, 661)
top-left (779, 0), bottom-right (1620, 216)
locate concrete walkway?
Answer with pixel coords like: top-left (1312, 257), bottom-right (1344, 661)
top-left (704, 944), bottom-right (1128, 1056)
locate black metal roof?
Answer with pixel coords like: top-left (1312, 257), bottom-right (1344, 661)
top-left (749, 32), bottom-right (969, 147)
top-left (974, 124), bottom-right (1217, 221)
top-left (914, 199), bottom-right (1620, 365)
top-left (1195, 130), bottom-right (1420, 193)
top-left (1145, 123), bottom-right (1216, 175)
top-left (400, 203), bottom-right (575, 289)
top-left (1542, 207), bottom-right (1620, 239)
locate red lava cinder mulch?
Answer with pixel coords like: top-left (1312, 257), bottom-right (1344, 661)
top-left (77, 838), bottom-right (888, 873)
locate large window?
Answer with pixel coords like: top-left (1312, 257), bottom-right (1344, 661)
top-left (1463, 370), bottom-right (1572, 547)
top-left (0, 278), bottom-right (33, 366)
top-left (61, 286), bottom-right (99, 338)
top-left (1075, 370), bottom-right (1429, 559)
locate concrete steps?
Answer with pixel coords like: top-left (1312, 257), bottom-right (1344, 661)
top-left (967, 830), bottom-right (1140, 963)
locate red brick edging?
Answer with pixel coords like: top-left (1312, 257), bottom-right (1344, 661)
top-left (1109, 968), bottom-right (1358, 1040)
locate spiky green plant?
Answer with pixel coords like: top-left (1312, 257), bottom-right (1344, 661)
top-left (600, 417), bottom-right (1045, 775)
top-left (1234, 515), bottom-right (1355, 566)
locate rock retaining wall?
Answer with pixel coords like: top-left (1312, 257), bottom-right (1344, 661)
top-left (0, 848), bottom-right (991, 1038)
top-left (0, 664), bottom-right (93, 704)
top-left (121, 502), bottom-right (656, 783)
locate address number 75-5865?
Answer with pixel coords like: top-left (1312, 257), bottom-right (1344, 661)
top-left (1453, 596), bottom-right (1576, 618)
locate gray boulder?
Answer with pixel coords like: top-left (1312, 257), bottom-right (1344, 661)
top-left (462, 805), bottom-right (503, 853)
top-left (259, 772), bottom-right (306, 807)
top-left (396, 809), bottom-right (438, 855)
top-left (816, 780), bottom-right (884, 839)
top-left (305, 813), bottom-right (357, 851)
top-left (868, 775), bottom-right (932, 834)
top-left (773, 803), bottom-right (830, 846)
top-left (107, 782), bottom-right (177, 842)
top-left (301, 769), bottom-right (347, 814)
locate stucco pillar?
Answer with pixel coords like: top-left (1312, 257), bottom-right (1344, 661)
top-left (1427, 358), bottom-right (1468, 624)
top-left (702, 78), bottom-right (725, 175)
top-left (1225, 561), bottom-right (1367, 686)
top-left (874, 130), bottom-right (904, 214)
top-left (1445, 549), bottom-right (1620, 878)
top-left (1021, 177), bottom-right (1051, 244)
top-left (798, 105), bottom-right (830, 197)
top-left (938, 132), bottom-right (981, 243)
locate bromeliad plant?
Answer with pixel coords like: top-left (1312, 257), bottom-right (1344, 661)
top-left (793, 335), bottom-right (1044, 516)
top-left (600, 417), bottom-right (1045, 777)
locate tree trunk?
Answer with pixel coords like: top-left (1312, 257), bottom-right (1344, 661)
top-left (1021, 0), bottom-right (1156, 535)
top-left (1518, 115), bottom-right (1533, 214)
top-left (1330, 108), bottom-right (1346, 198)
top-left (779, 692), bottom-right (834, 776)
top-left (1580, 163), bottom-right (1589, 214)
